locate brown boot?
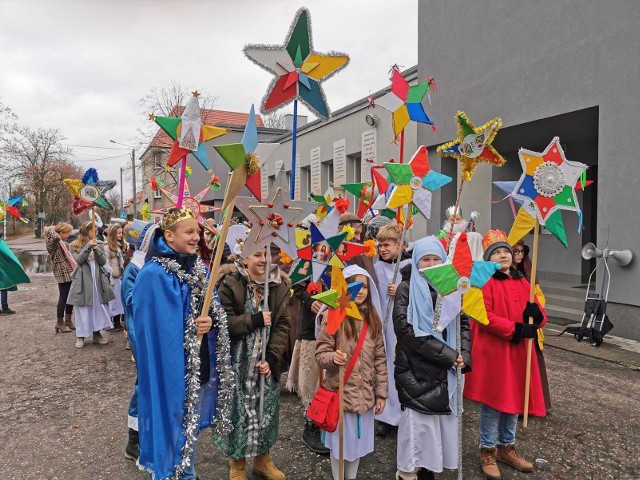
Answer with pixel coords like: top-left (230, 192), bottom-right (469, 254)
top-left (55, 317), bottom-right (72, 333)
top-left (497, 444), bottom-right (534, 472)
top-left (480, 448), bottom-right (501, 480)
top-left (64, 313), bottom-right (76, 330)
top-left (229, 459), bottom-right (247, 480)
top-left (253, 451), bottom-right (285, 480)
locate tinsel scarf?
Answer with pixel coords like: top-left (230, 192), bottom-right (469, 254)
top-left (150, 256), bottom-right (235, 479)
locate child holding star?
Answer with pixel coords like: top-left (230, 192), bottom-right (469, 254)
top-left (315, 264), bottom-right (388, 480)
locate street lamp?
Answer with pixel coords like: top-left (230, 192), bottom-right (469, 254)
top-left (110, 140), bottom-right (137, 219)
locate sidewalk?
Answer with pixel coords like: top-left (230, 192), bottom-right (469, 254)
top-left (543, 324), bottom-right (640, 371)
top-left (6, 233), bottom-right (48, 254)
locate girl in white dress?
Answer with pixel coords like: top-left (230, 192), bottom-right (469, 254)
top-left (68, 222), bottom-right (115, 348)
top-left (392, 236), bottom-right (472, 480)
top-left (316, 265), bottom-right (388, 480)
top-left (106, 224), bottom-right (126, 331)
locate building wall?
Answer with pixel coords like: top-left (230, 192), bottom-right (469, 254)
top-left (418, 0), bottom-right (640, 337)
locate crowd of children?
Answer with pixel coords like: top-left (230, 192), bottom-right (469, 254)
top-left (14, 201), bottom-right (550, 480)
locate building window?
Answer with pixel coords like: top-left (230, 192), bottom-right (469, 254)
top-left (153, 188), bottom-right (162, 199)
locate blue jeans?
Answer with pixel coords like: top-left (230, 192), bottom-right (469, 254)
top-left (479, 404), bottom-right (518, 449)
top-left (1, 289), bottom-right (8, 310)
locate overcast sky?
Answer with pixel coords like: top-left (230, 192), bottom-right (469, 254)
top-left (0, 0), bottom-right (418, 198)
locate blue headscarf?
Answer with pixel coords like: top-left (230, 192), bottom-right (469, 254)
top-left (407, 236), bottom-right (447, 337)
top-left (408, 236), bottom-right (461, 416)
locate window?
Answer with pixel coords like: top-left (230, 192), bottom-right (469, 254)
top-left (153, 188), bottom-right (162, 199)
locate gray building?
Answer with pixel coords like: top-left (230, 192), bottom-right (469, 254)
top-left (418, 0), bottom-right (639, 339)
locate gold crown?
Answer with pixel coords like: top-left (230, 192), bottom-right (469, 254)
top-left (160, 206), bottom-right (196, 230)
top-left (482, 229), bottom-right (509, 251)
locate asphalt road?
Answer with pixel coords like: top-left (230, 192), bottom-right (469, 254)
top-left (1, 273), bottom-right (639, 480)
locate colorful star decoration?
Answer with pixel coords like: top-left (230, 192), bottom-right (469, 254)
top-left (152, 92), bottom-right (229, 171)
top-left (341, 171), bottom-right (389, 219)
top-left (511, 137), bottom-right (587, 228)
top-left (235, 171), bottom-right (317, 259)
top-left (437, 111), bottom-right (505, 182)
top-left (384, 145), bottom-right (452, 219)
top-left (375, 66), bottom-right (436, 137)
top-left (421, 233), bottom-right (500, 327)
top-left (150, 176), bottom-right (220, 233)
top-left (291, 224), bottom-right (343, 284)
top-left (312, 267), bottom-right (363, 334)
top-left (244, 8), bottom-right (349, 119)
top-left (494, 179), bottom-right (592, 249)
top-left (0, 195), bottom-right (29, 224)
top-left (214, 105), bottom-right (279, 203)
top-left (64, 168), bottom-right (116, 215)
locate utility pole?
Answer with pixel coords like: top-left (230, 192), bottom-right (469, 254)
top-left (131, 148), bottom-right (137, 219)
top-left (120, 167), bottom-right (124, 211)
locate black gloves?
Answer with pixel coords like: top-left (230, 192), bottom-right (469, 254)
top-left (511, 322), bottom-right (539, 344)
top-left (251, 311), bottom-right (265, 329)
top-left (523, 301), bottom-right (543, 326)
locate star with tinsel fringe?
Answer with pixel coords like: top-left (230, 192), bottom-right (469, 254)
top-left (436, 111), bottom-right (505, 182)
top-left (244, 8), bottom-right (349, 119)
top-left (64, 168), bottom-right (116, 214)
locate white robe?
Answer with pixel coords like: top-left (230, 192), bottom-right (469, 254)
top-left (374, 256), bottom-right (411, 426)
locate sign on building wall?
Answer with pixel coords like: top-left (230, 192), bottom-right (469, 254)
top-left (310, 146), bottom-right (321, 195)
top-left (333, 139), bottom-right (347, 188)
top-left (261, 162), bottom-right (270, 200)
top-left (294, 153), bottom-right (301, 200)
top-left (361, 129), bottom-right (377, 181)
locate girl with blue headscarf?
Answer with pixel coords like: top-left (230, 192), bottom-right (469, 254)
top-left (393, 236), bottom-right (472, 480)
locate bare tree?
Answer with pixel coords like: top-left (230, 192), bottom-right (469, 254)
top-left (2, 127), bottom-right (76, 224)
top-left (263, 111), bottom-right (288, 130)
top-left (135, 81), bottom-right (219, 148)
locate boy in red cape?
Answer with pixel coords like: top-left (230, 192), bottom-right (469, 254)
top-left (463, 230), bottom-right (546, 480)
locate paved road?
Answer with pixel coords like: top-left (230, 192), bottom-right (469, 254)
top-left (1, 245), bottom-right (639, 479)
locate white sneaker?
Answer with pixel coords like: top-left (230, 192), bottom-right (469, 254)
top-left (75, 338), bottom-right (85, 348)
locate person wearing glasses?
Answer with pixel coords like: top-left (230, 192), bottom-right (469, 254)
top-left (511, 240), bottom-right (551, 414)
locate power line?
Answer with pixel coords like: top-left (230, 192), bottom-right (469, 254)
top-left (63, 144), bottom-right (130, 150)
top-left (73, 153), bottom-right (130, 163)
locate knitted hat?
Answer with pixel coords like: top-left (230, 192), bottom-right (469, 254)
top-left (482, 229), bottom-right (512, 261)
top-left (339, 213), bottom-right (361, 225)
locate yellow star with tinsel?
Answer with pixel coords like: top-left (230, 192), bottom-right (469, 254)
top-left (436, 111), bottom-right (505, 182)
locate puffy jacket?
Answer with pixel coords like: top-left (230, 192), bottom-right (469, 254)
top-left (393, 264), bottom-right (472, 415)
top-left (316, 315), bottom-right (388, 414)
top-left (218, 267), bottom-right (291, 380)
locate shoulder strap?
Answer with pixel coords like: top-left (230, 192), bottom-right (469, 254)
top-left (343, 321), bottom-right (368, 385)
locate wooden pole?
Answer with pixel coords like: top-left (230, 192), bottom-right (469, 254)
top-left (456, 313), bottom-right (463, 480)
top-left (446, 180), bottom-right (465, 253)
top-left (91, 207), bottom-right (96, 239)
top-left (259, 243), bottom-right (271, 422)
top-left (338, 323), bottom-right (345, 480)
top-left (198, 170), bottom-right (243, 341)
top-left (523, 217), bottom-right (540, 427)
top-left (382, 205), bottom-right (408, 330)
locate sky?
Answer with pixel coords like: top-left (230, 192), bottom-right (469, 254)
top-left (0, 0), bottom-right (418, 198)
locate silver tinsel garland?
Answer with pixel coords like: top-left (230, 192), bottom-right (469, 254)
top-left (148, 256), bottom-right (234, 479)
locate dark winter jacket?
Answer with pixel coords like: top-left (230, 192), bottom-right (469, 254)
top-left (292, 280), bottom-right (318, 341)
top-left (218, 267), bottom-right (291, 380)
top-left (393, 264), bottom-right (472, 415)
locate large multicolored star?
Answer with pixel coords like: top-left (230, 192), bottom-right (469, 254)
top-left (244, 8), bottom-right (349, 119)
